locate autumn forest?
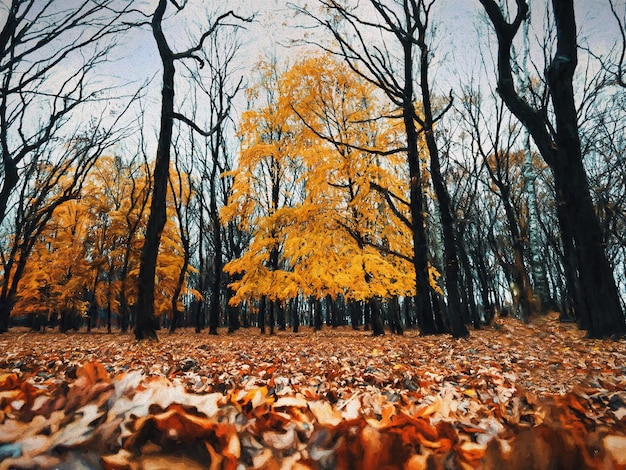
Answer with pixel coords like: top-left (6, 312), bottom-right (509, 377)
top-left (1, 0), bottom-right (626, 467)
top-left (1, 0), bottom-right (625, 340)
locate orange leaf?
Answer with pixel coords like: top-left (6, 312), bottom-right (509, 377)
top-left (76, 362), bottom-right (109, 384)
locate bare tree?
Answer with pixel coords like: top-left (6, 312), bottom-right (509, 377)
top-left (133, 0), bottom-right (250, 340)
top-left (459, 84), bottom-right (537, 321)
top-left (479, 0), bottom-right (626, 338)
top-left (0, 0), bottom-right (137, 226)
top-left (195, 31), bottom-right (244, 336)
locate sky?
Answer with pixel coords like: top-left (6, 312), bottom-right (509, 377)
top-left (107, 0), bottom-right (623, 93)
top-left (1, 0), bottom-right (623, 155)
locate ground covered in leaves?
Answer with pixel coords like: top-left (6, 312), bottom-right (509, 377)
top-left (1, 314), bottom-right (626, 469)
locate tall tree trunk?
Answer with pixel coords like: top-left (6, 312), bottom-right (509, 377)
top-left (195, 207), bottom-right (207, 333)
top-left (135, 0), bottom-right (173, 341)
top-left (480, 0), bottom-right (626, 338)
top-left (520, 10), bottom-right (553, 314)
top-left (404, 103), bottom-right (438, 335)
top-left (415, 22), bottom-right (468, 338)
top-left (545, 0), bottom-right (624, 336)
top-left (208, 154), bottom-right (222, 335)
top-left (428, 140), bottom-right (468, 337)
top-left (523, 136), bottom-right (552, 312)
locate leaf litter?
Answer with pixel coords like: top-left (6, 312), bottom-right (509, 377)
top-left (1, 313), bottom-right (625, 469)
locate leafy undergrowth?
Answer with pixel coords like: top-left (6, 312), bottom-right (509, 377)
top-left (1, 314), bottom-right (626, 469)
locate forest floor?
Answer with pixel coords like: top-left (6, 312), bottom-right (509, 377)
top-left (1, 313), bottom-right (626, 469)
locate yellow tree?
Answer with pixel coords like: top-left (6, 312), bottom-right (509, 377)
top-left (222, 58), bottom-right (306, 334)
top-left (87, 156), bottom-right (193, 329)
top-left (224, 54), bottom-right (424, 334)
top-left (14, 154), bottom-right (192, 332)
top-left (282, 54), bottom-right (416, 335)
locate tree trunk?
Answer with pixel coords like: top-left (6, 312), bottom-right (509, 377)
top-left (277, 302), bottom-right (286, 331)
top-left (404, 105), bottom-right (438, 335)
top-left (349, 300), bottom-right (361, 330)
top-left (0, 298), bottom-right (12, 333)
top-left (458, 239), bottom-right (481, 329)
top-left (479, 0), bottom-right (626, 338)
top-left (291, 297), bottom-right (299, 333)
top-left (369, 297), bottom-right (385, 336)
top-left (416, 23), bottom-right (468, 338)
top-left (523, 138), bottom-right (553, 312)
top-left (258, 296), bottom-right (266, 334)
top-left (135, 0), bottom-right (174, 341)
top-left (268, 300), bottom-right (276, 335)
top-left (388, 296), bottom-right (404, 335)
top-left (208, 159), bottom-right (222, 336)
top-left (500, 185), bottom-right (534, 321)
top-left (314, 298), bottom-right (323, 331)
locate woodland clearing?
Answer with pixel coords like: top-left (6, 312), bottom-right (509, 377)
top-left (1, 314), bottom-right (626, 469)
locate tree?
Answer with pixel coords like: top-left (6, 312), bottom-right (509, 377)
top-left (225, 54), bottom-right (439, 334)
top-left (0, 0), bottom-right (135, 226)
top-left (295, 0), bottom-right (468, 336)
top-left (14, 199), bottom-right (91, 331)
top-left (184, 26), bottom-right (245, 335)
top-left (0, 133), bottom-right (111, 332)
top-left (282, 54), bottom-right (416, 334)
top-left (223, 58), bottom-right (306, 334)
top-left (134, 0), bottom-right (249, 340)
top-left (11, 153), bottom-right (188, 332)
top-left (459, 87), bottom-right (536, 320)
top-left (479, 0), bottom-right (626, 338)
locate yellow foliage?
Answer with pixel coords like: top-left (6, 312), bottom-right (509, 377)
top-left (223, 53), bottom-right (419, 305)
top-left (13, 155), bottom-right (193, 323)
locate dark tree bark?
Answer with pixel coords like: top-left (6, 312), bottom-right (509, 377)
top-left (400, 40), bottom-right (439, 336)
top-left (349, 300), bottom-right (361, 330)
top-left (277, 302), bottom-right (286, 331)
top-left (291, 297), bottom-right (300, 333)
top-left (208, 153), bottom-right (222, 336)
top-left (479, 0), bottom-right (626, 338)
top-left (258, 296), bottom-right (267, 334)
top-left (134, 2), bottom-right (248, 340)
top-left (368, 297), bottom-right (385, 336)
top-left (135, 0), bottom-right (173, 341)
top-left (314, 298), bottom-right (323, 331)
top-left (407, 1), bottom-right (468, 338)
top-left (388, 296), bottom-right (404, 335)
